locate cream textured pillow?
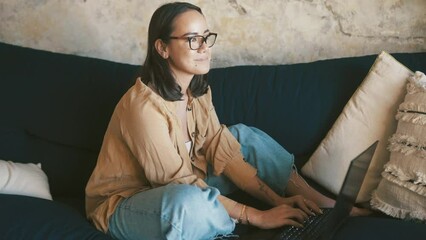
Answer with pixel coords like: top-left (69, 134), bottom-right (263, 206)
top-left (0, 159), bottom-right (52, 200)
top-left (371, 71), bottom-right (426, 220)
top-left (301, 51), bottom-right (413, 203)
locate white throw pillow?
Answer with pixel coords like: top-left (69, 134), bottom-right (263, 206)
top-left (301, 51), bottom-right (413, 203)
top-left (0, 159), bottom-right (52, 200)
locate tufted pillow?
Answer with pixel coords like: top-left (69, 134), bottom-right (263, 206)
top-left (0, 159), bottom-right (52, 200)
top-left (301, 51), bottom-right (413, 203)
top-left (371, 71), bottom-right (426, 221)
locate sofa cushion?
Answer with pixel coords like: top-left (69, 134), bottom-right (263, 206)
top-left (0, 127), bottom-right (97, 198)
top-left (332, 216), bottom-right (426, 240)
top-left (0, 159), bottom-right (52, 200)
top-left (301, 52), bottom-right (413, 203)
top-left (233, 213), bottom-right (426, 239)
top-left (0, 194), bottom-right (111, 239)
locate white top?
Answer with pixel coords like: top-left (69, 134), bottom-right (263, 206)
top-left (185, 140), bottom-right (193, 153)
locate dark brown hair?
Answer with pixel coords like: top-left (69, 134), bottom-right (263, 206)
top-left (141, 2), bottom-right (209, 101)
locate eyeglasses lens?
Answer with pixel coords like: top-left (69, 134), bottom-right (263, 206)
top-left (206, 35), bottom-right (216, 48)
top-left (190, 35), bottom-right (216, 50)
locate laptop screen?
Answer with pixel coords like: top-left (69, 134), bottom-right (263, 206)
top-left (318, 141), bottom-right (378, 240)
top-left (334, 141), bottom-right (378, 216)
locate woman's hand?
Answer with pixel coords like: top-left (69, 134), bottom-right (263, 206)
top-left (276, 195), bottom-right (323, 216)
top-left (247, 204), bottom-right (309, 229)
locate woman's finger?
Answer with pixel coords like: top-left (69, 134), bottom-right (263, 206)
top-left (302, 198), bottom-right (323, 215)
top-left (286, 206), bottom-right (309, 223)
top-left (282, 219), bottom-right (304, 228)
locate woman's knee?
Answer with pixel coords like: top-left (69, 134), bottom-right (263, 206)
top-left (163, 184), bottom-right (206, 203)
top-left (228, 123), bottom-right (251, 138)
top-left (109, 185), bottom-right (234, 240)
top-left (163, 184), bottom-right (222, 215)
top-left (162, 185), bottom-right (235, 239)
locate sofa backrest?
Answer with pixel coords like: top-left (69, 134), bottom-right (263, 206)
top-left (0, 42), bottom-right (139, 198)
top-left (1, 41), bottom-right (425, 200)
top-left (208, 52), bottom-right (426, 168)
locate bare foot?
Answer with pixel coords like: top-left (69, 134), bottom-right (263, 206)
top-left (350, 206), bottom-right (374, 216)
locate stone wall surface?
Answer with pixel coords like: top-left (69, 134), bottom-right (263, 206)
top-left (0, 0), bottom-right (425, 68)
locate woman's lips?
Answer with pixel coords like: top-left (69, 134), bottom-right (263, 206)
top-left (194, 57), bottom-right (209, 62)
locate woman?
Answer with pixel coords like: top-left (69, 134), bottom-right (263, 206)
top-left (86, 2), bottom-right (362, 239)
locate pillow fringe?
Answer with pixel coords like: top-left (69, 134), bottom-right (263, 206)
top-left (371, 191), bottom-right (426, 221)
top-left (406, 71), bottom-right (426, 94)
top-left (381, 171), bottom-right (426, 196)
top-left (388, 133), bottom-right (426, 156)
top-left (395, 112), bottom-right (426, 125)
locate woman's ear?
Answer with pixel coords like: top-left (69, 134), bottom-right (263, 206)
top-left (154, 39), bottom-right (169, 59)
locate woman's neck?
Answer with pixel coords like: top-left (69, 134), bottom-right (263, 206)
top-left (174, 71), bottom-right (194, 94)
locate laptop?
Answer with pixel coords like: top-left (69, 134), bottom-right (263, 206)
top-left (272, 141), bottom-right (379, 240)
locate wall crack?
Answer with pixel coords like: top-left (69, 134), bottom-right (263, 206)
top-left (228, 0), bottom-right (247, 15)
top-left (323, 0), bottom-right (425, 41)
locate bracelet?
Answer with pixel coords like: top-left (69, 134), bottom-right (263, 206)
top-left (238, 204), bottom-right (246, 224)
top-left (245, 206), bottom-right (250, 225)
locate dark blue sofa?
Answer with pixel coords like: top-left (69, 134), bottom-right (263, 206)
top-left (1, 41), bottom-right (425, 239)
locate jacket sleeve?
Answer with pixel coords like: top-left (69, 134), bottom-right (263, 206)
top-left (201, 88), bottom-right (257, 190)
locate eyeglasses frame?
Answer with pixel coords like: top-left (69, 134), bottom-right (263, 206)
top-left (169, 32), bottom-right (218, 50)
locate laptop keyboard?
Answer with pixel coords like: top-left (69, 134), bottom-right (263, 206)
top-left (278, 208), bottom-right (333, 240)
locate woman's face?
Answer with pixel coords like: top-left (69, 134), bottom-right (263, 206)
top-left (163, 10), bottom-right (212, 82)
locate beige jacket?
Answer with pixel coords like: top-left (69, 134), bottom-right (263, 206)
top-left (85, 79), bottom-right (257, 232)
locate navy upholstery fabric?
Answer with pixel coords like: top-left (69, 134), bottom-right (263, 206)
top-left (0, 127), bottom-right (96, 203)
top-left (232, 215), bottom-right (426, 240)
top-left (0, 194), bottom-right (112, 240)
top-left (0, 43), bottom-right (139, 200)
top-left (333, 216), bottom-right (426, 240)
top-left (0, 42), bottom-right (139, 151)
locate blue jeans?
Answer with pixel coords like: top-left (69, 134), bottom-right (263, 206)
top-left (108, 124), bottom-right (294, 240)
top-left (207, 124), bottom-right (294, 196)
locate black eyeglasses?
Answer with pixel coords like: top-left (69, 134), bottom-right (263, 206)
top-left (169, 33), bottom-right (218, 50)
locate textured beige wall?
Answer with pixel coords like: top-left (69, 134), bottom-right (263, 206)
top-left (0, 0), bottom-right (425, 68)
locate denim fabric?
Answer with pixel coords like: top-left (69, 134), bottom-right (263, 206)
top-left (206, 123), bottom-right (294, 196)
top-left (108, 184), bottom-right (235, 240)
top-left (108, 124), bottom-right (294, 239)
